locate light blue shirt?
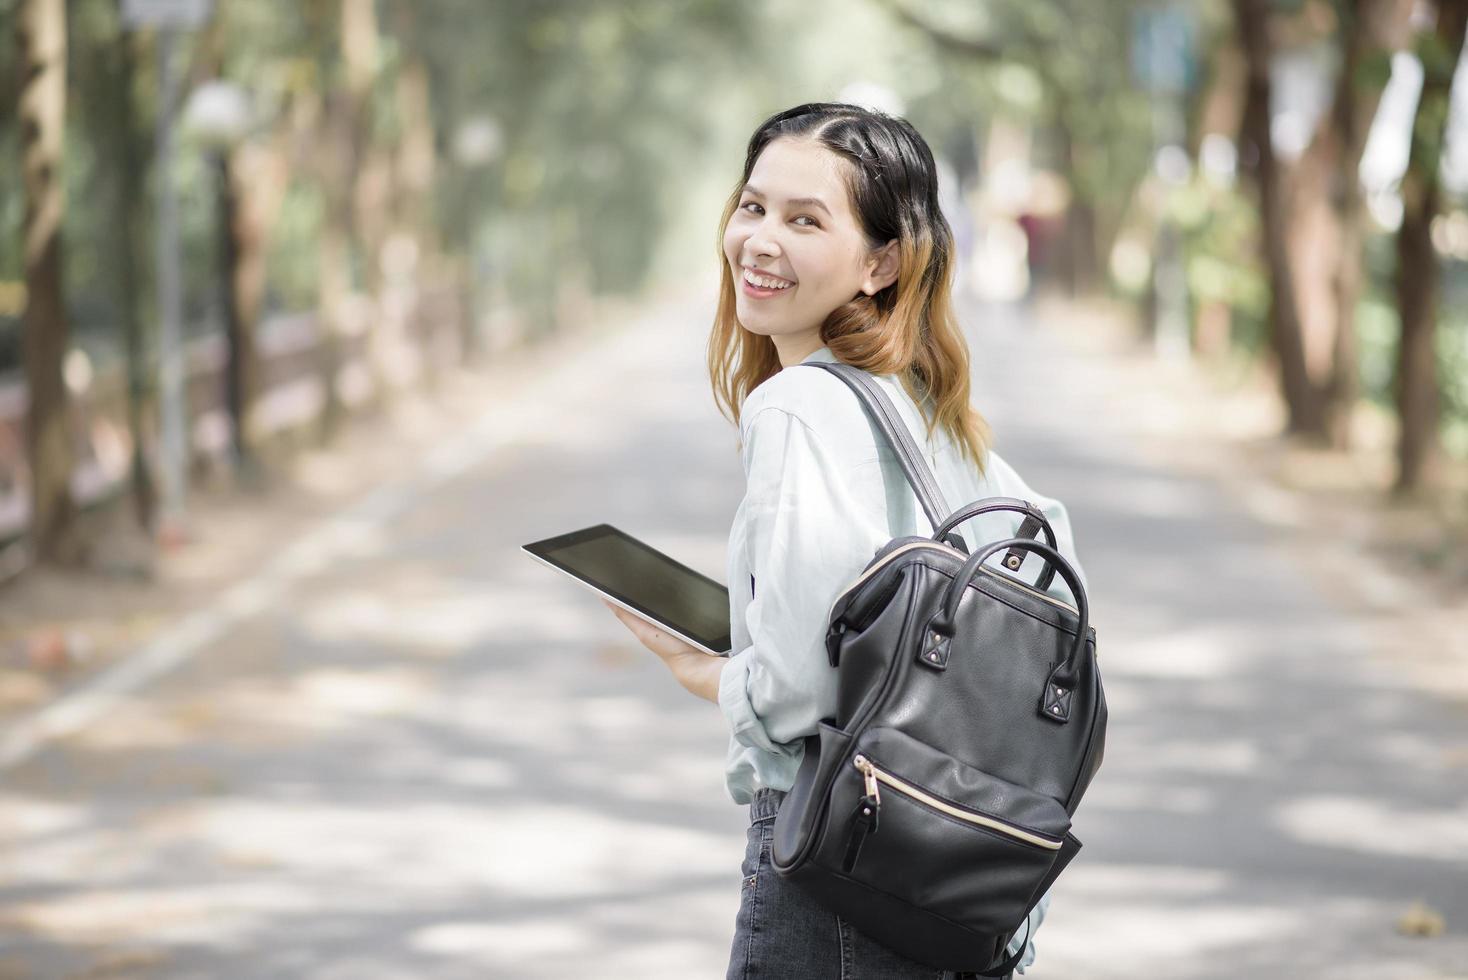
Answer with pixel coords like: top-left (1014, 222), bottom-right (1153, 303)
top-left (717, 344), bottom-right (1089, 972)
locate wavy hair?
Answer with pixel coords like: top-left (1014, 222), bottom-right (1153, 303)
top-left (707, 102), bottom-right (992, 476)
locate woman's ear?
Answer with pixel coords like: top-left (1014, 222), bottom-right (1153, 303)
top-left (860, 239), bottom-right (900, 296)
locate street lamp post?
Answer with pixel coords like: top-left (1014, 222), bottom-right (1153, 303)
top-left (451, 115), bottom-right (502, 363)
top-left (182, 80), bottom-right (254, 475)
top-left (121, 0), bottom-right (213, 546)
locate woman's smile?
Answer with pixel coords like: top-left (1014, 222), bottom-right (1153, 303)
top-left (741, 266), bottom-right (797, 299)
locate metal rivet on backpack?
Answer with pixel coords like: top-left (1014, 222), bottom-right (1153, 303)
top-left (928, 651), bottom-right (940, 661)
top-left (1006, 555), bottom-right (1020, 569)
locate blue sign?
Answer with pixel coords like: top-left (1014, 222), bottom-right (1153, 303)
top-left (1132, 6), bottom-right (1197, 94)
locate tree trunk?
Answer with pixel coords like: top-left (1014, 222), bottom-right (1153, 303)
top-left (1394, 0), bottom-right (1468, 494)
top-left (97, 9), bottom-right (158, 532)
top-left (1293, 0), bottom-right (1415, 449)
top-left (388, 16), bottom-right (441, 379)
top-left (1050, 112), bottom-right (1099, 297)
top-left (312, 0), bottom-right (380, 441)
top-left (215, 149), bottom-right (254, 474)
top-left (17, 0), bottom-right (80, 566)
top-left (1234, 0), bottom-right (1327, 438)
top-left (224, 137), bottom-right (290, 473)
top-left (316, 126), bottom-right (353, 446)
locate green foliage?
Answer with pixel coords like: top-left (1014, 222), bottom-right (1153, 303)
top-left (1356, 240), bottom-right (1468, 460)
top-left (1172, 179), bottom-right (1269, 322)
top-left (1356, 293), bottom-right (1398, 407)
top-left (264, 180), bottom-right (324, 315)
top-left (412, 0), bottom-right (756, 313)
top-left (1354, 48), bottom-right (1393, 93)
top-left (1439, 259), bottom-right (1468, 457)
top-left (5, 0), bottom-right (1458, 466)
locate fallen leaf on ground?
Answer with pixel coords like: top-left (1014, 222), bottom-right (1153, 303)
top-left (25, 629), bottom-right (72, 673)
top-left (1397, 901), bottom-right (1446, 937)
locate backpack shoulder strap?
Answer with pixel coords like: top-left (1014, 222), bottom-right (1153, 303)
top-left (796, 361), bottom-right (968, 553)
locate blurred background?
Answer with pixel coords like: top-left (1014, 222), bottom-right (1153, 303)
top-left (2, 0), bottom-right (1467, 566)
top-left (0, 0), bottom-right (1466, 977)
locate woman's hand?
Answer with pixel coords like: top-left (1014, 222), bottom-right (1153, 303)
top-left (602, 598), bottom-right (726, 704)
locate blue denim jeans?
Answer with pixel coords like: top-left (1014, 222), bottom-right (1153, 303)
top-left (726, 787), bottom-right (1009, 980)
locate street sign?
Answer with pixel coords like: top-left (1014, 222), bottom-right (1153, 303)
top-left (121, 0), bottom-right (213, 29)
top-left (1131, 6), bottom-right (1196, 94)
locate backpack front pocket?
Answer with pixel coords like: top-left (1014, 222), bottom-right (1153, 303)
top-left (822, 725), bottom-right (1071, 932)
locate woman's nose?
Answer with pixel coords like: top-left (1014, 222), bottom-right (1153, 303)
top-left (744, 225), bottom-right (782, 260)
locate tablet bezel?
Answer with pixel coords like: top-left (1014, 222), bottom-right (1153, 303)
top-left (521, 523), bottom-right (732, 656)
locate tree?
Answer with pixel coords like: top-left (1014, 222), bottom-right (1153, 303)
top-left (193, 0), bottom-right (316, 474)
top-left (1276, 0), bottom-right (1413, 449)
top-left (82, 1), bottom-right (158, 531)
top-left (1393, 0), bottom-right (1468, 493)
top-left (17, 0), bottom-right (80, 564)
top-left (1235, 0), bottom-right (1323, 437)
top-left (303, 0), bottom-right (379, 443)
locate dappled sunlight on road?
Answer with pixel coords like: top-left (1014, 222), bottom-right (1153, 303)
top-left (1047, 862), bottom-right (1294, 958)
top-left (1080, 468), bottom-right (1212, 521)
top-left (4, 880), bottom-right (325, 948)
top-left (299, 586), bottom-right (518, 653)
top-left (1109, 623), bottom-right (1257, 679)
top-left (1274, 796), bottom-right (1468, 863)
top-left (0, 792), bottom-right (90, 838)
top-left (0, 630), bottom-right (742, 974)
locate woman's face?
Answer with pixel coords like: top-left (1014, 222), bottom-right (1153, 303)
top-left (723, 137), bottom-right (897, 363)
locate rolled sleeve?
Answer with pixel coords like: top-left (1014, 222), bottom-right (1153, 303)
top-left (717, 648), bottom-right (781, 754)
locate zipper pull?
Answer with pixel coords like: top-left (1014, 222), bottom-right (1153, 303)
top-left (854, 754), bottom-right (881, 808)
top-left (842, 755), bottom-right (881, 873)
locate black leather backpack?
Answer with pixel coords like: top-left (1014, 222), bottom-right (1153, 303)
top-left (767, 361), bottom-right (1107, 977)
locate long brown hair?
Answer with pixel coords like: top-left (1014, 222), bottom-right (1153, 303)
top-left (707, 102), bottom-right (992, 476)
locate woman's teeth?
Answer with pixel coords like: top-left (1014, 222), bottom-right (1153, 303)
top-left (744, 269), bottom-right (792, 290)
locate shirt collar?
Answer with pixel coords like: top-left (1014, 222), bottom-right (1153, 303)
top-left (799, 345), bottom-right (838, 365)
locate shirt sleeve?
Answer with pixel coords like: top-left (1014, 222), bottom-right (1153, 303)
top-left (1008, 888), bottom-right (1049, 972)
top-left (718, 406), bottom-right (881, 754)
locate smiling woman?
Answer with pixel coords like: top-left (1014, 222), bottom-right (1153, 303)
top-left (707, 104), bottom-right (995, 482)
top-left (721, 137), bottom-right (900, 370)
top-left (606, 101), bottom-right (1086, 979)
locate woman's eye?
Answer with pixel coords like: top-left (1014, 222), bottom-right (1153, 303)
top-left (739, 202), bottom-right (817, 228)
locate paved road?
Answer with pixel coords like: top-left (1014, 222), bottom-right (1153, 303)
top-left (1, 289), bottom-right (1465, 979)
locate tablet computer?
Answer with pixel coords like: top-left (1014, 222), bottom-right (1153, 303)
top-left (521, 524), bottom-right (732, 656)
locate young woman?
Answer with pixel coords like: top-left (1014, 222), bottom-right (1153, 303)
top-left (605, 102), bottom-right (1088, 979)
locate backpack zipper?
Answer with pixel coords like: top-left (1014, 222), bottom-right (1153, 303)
top-left (851, 754), bottom-right (1063, 850)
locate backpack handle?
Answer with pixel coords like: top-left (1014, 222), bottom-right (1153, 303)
top-left (929, 537), bottom-right (1091, 723)
top-left (932, 497), bottom-right (1058, 592)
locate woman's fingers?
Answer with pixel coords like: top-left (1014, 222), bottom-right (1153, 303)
top-left (604, 599), bottom-right (699, 661)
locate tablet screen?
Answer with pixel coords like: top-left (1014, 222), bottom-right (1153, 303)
top-left (522, 524), bottom-right (731, 655)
